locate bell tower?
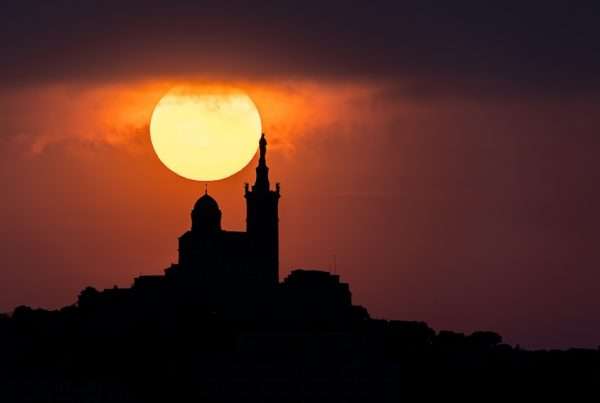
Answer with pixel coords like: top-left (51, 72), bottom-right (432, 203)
top-left (245, 133), bottom-right (280, 287)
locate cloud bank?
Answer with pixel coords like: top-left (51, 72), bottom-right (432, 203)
top-left (2, 1), bottom-right (599, 97)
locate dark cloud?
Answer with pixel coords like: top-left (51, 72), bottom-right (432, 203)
top-left (2, 1), bottom-right (600, 96)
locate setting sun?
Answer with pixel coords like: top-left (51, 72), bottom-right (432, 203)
top-left (150, 86), bottom-right (262, 181)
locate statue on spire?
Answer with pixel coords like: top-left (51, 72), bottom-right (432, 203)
top-left (259, 133), bottom-right (267, 165)
top-left (253, 133), bottom-right (271, 192)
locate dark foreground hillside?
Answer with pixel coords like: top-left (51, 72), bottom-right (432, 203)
top-left (1, 287), bottom-right (599, 403)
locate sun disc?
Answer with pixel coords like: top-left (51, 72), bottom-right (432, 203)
top-left (150, 86), bottom-right (262, 181)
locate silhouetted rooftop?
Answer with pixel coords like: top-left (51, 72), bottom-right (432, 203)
top-left (193, 193), bottom-right (219, 212)
top-left (284, 269), bottom-right (342, 285)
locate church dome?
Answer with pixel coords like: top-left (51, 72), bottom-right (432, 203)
top-left (191, 192), bottom-right (222, 233)
top-left (194, 193), bottom-right (219, 212)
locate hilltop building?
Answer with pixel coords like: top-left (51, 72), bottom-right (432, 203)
top-left (165, 133), bottom-right (280, 295)
top-left (79, 134), bottom-right (367, 321)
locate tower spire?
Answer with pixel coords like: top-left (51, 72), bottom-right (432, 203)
top-left (244, 132), bottom-right (281, 286)
top-left (254, 133), bottom-right (270, 192)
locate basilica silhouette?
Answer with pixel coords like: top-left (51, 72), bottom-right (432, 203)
top-left (166, 133), bottom-right (280, 292)
top-left (77, 133), bottom-right (367, 321)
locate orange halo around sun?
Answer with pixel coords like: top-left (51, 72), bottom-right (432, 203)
top-left (150, 86), bottom-right (262, 181)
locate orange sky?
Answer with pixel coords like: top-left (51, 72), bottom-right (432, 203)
top-left (2, 2), bottom-right (600, 349)
top-left (0, 78), bottom-right (389, 300)
top-left (2, 78), bottom-right (600, 350)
